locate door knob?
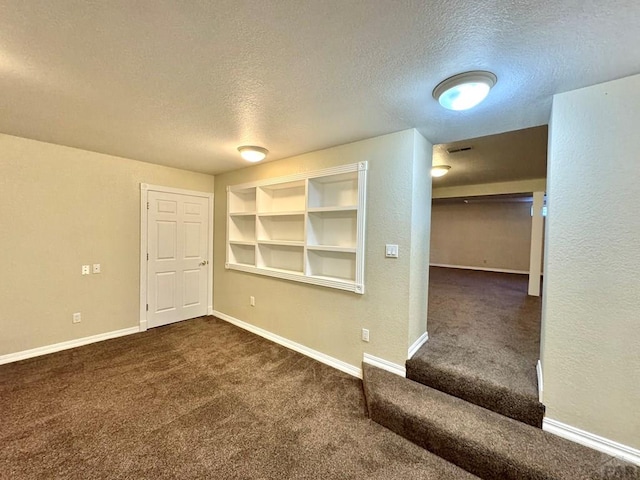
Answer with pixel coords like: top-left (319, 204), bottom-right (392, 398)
top-left (199, 260), bottom-right (209, 266)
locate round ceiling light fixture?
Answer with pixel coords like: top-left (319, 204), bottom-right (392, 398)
top-left (431, 165), bottom-right (451, 178)
top-left (237, 145), bottom-right (269, 162)
top-left (433, 71), bottom-right (497, 111)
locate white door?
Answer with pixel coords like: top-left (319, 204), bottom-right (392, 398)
top-left (147, 191), bottom-right (209, 328)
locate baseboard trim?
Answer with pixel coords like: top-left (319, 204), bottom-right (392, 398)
top-left (430, 263), bottom-right (530, 275)
top-left (543, 418), bottom-right (640, 466)
top-left (408, 332), bottom-right (428, 359)
top-left (211, 310), bottom-right (362, 379)
top-left (363, 353), bottom-right (406, 377)
top-left (0, 326), bottom-right (141, 366)
top-left (536, 359), bottom-right (543, 402)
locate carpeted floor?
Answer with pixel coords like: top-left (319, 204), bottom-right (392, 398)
top-left (0, 316), bottom-right (478, 480)
top-left (407, 267), bottom-right (544, 426)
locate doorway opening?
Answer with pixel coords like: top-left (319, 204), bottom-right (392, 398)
top-left (409, 126), bottom-right (547, 427)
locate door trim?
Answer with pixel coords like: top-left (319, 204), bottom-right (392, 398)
top-left (139, 183), bottom-right (214, 331)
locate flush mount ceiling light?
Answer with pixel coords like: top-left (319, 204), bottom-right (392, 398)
top-left (431, 165), bottom-right (451, 177)
top-left (433, 71), bottom-right (497, 111)
top-left (237, 145), bottom-right (268, 162)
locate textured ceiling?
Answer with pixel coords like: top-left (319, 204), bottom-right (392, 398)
top-left (0, 1), bottom-right (639, 175)
top-left (432, 125), bottom-right (548, 188)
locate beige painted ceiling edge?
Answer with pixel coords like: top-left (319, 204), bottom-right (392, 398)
top-left (0, 1), bottom-right (638, 175)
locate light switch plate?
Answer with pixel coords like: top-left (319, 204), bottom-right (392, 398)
top-left (385, 244), bottom-right (399, 258)
top-left (93, 264), bottom-right (101, 274)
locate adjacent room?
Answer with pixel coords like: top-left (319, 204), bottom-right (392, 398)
top-left (408, 126), bottom-right (548, 428)
top-left (1, 1), bottom-right (639, 479)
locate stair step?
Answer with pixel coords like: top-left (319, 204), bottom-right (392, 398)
top-left (406, 346), bottom-right (545, 427)
top-left (363, 364), bottom-right (638, 480)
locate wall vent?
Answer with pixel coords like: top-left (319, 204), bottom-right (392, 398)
top-left (446, 146), bottom-right (472, 154)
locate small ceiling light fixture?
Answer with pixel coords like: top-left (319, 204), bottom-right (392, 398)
top-left (433, 71), bottom-right (497, 111)
top-left (237, 145), bottom-right (268, 162)
top-left (431, 165), bottom-right (451, 177)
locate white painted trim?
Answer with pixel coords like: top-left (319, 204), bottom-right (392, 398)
top-left (227, 162), bottom-right (364, 191)
top-left (408, 331), bottom-right (429, 359)
top-left (140, 184), bottom-right (214, 331)
top-left (543, 418), bottom-right (640, 466)
top-left (536, 359), bottom-right (544, 402)
top-left (212, 310), bottom-right (362, 378)
top-left (528, 191), bottom-right (545, 296)
top-left (0, 327), bottom-right (140, 365)
top-left (430, 263), bottom-right (530, 275)
top-left (363, 353), bottom-right (406, 377)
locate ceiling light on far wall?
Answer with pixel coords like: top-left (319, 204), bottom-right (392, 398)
top-left (237, 145), bottom-right (268, 162)
top-left (433, 71), bottom-right (497, 111)
top-left (431, 165), bottom-right (451, 177)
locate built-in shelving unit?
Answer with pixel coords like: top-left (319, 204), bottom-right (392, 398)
top-left (225, 162), bottom-right (367, 294)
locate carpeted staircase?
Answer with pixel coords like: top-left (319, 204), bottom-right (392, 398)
top-left (406, 337), bottom-right (545, 427)
top-left (362, 363), bottom-right (638, 479)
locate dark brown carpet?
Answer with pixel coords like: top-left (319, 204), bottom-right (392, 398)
top-left (0, 316), bottom-right (478, 480)
top-left (364, 364), bottom-right (639, 480)
top-left (406, 267), bottom-right (544, 427)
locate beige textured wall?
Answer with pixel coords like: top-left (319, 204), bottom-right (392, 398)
top-left (430, 201), bottom-right (533, 272)
top-left (214, 130), bottom-right (429, 368)
top-left (543, 74), bottom-right (640, 448)
top-left (408, 132), bottom-right (432, 348)
top-left (0, 134), bottom-right (215, 356)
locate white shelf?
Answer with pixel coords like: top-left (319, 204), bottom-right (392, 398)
top-left (257, 243), bottom-right (304, 273)
top-left (228, 214), bottom-right (256, 243)
top-left (307, 210), bottom-right (357, 248)
top-left (258, 240), bottom-right (304, 247)
top-left (307, 206), bottom-right (357, 213)
top-left (307, 250), bottom-right (356, 282)
top-left (257, 213), bottom-right (305, 244)
top-left (257, 210), bottom-right (305, 217)
top-left (258, 180), bottom-right (305, 213)
top-left (308, 172), bottom-right (358, 209)
top-left (226, 162), bottom-right (367, 294)
top-left (306, 245), bottom-right (356, 253)
top-left (229, 243), bottom-right (256, 266)
top-left (229, 211), bottom-right (257, 216)
top-left (228, 188), bottom-right (256, 214)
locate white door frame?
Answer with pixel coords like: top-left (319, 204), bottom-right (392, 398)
top-left (139, 183), bottom-right (214, 331)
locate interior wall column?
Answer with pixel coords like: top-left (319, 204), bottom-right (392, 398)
top-left (528, 191), bottom-right (545, 296)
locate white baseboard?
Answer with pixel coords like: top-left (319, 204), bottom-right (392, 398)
top-left (430, 263), bottom-right (530, 275)
top-left (211, 310), bottom-right (362, 379)
top-left (0, 326), bottom-right (141, 366)
top-left (363, 353), bottom-right (406, 377)
top-left (536, 359), bottom-right (543, 402)
top-left (543, 418), bottom-right (640, 466)
top-left (408, 332), bottom-right (428, 359)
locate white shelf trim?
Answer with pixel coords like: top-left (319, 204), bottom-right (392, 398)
top-left (228, 162), bottom-right (366, 191)
top-left (307, 206), bottom-right (357, 213)
top-left (306, 245), bottom-right (357, 253)
top-left (257, 210), bottom-right (305, 217)
top-left (229, 211), bottom-right (256, 216)
top-left (257, 240), bottom-right (305, 247)
top-left (229, 240), bottom-right (256, 246)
